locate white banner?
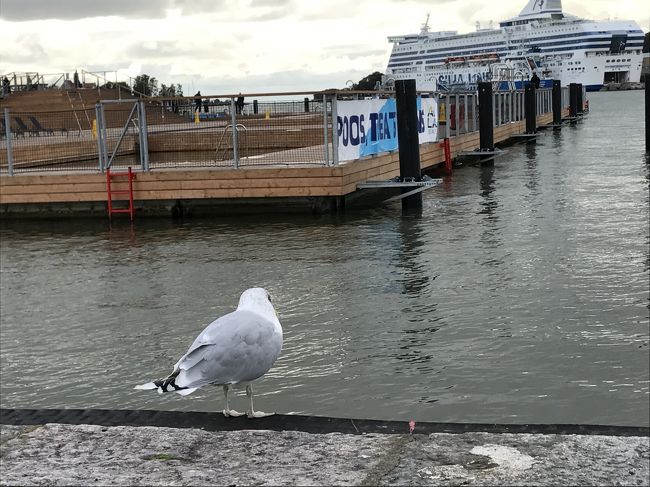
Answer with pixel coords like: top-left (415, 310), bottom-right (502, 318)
top-left (336, 97), bottom-right (438, 162)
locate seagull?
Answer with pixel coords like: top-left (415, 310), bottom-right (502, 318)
top-left (135, 287), bottom-right (283, 418)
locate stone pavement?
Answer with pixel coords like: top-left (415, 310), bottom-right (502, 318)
top-left (1, 423), bottom-right (648, 486)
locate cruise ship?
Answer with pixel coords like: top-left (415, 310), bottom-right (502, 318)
top-left (385, 0), bottom-right (645, 91)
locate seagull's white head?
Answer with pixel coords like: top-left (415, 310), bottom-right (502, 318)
top-left (237, 287), bottom-right (280, 326)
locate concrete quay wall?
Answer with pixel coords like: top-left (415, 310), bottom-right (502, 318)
top-left (1, 420), bottom-right (648, 486)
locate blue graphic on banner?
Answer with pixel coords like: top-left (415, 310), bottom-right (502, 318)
top-left (336, 98), bottom-right (438, 161)
top-left (360, 99), bottom-right (397, 157)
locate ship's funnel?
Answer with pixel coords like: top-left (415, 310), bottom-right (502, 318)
top-left (519, 0), bottom-right (562, 17)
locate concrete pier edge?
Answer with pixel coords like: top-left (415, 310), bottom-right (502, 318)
top-left (2, 408), bottom-right (648, 437)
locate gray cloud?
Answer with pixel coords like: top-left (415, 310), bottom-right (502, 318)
top-left (0, 34), bottom-right (47, 64)
top-left (323, 45), bottom-right (387, 59)
top-left (169, 0), bottom-right (291, 20)
top-left (0, 0), bottom-right (172, 21)
top-left (0, 0), bottom-right (298, 23)
top-left (195, 68), bottom-right (375, 94)
top-left (124, 38), bottom-right (244, 63)
top-left (126, 41), bottom-right (199, 60)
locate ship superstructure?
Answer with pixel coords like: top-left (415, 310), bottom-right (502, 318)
top-left (386, 0), bottom-right (644, 91)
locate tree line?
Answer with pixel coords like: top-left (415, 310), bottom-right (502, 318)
top-left (99, 74), bottom-right (183, 97)
top-left (115, 71), bottom-right (384, 98)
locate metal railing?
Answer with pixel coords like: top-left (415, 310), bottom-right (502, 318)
top-left (436, 86), bottom-right (565, 139)
top-left (0, 87), bottom-right (568, 176)
top-left (0, 70), bottom-right (141, 97)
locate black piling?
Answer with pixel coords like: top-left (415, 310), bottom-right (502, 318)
top-left (304, 97), bottom-right (310, 113)
top-left (646, 80), bottom-right (650, 153)
top-left (569, 83), bottom-right (578, 119)
top-left (478, 82), bottom-right (494, 151)
top-left (576, 84), bottom-right (584, 115)
top-left (395, 79), bottom-right (422, 211)
top-left (253, 100), bottom-right (259, 115)
top-left (524, 82), bottom-right (537, 134)
top-left (552, 80), bottom-right (562, 129)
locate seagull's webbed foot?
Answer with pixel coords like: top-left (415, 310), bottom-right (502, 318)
top-left (223, 409), bottom-right (245, 418)
top-left (245, 383), bottom-right (274, 418)
top-left (247, 410), bottom-right (274, 419)
top-left (222, 385), bottom-right (245, 417)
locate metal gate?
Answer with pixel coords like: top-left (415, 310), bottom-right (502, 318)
top-left (95, 100), bottom-right (149, 172)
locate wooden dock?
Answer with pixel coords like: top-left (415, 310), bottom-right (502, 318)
top-left (0, 112), bottom-right (556, 218)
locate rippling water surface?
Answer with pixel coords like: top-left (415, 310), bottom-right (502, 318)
top-left (1, 91), bottom-right (648, 425)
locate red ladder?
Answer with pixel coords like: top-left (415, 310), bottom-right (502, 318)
top-left (106, 167), bottom-right (135, 221)
top-left (439, 138), bottom-right (452, 175)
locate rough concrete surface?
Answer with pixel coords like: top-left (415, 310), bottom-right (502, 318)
top-left (0, 423), bottom-right (648, 486)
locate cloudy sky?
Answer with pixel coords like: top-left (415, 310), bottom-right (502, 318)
top-left (1, 0), bottom-right (647, 96)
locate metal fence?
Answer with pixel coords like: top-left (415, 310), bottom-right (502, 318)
top-left (1, 87), bottom-right (564, 176)
top-left (1, 107), bottom-right (99, 174)
top-left (436, 86), bottom-right (566, 138)
top-left (107, 96), bottom-right (333, 170)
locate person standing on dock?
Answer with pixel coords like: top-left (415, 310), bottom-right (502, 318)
top-left (531, 72), bottom-right (540, 89)
top-left (194, 91), bottom-right (202, 112)
top-left (236, 94), bottom-right (244, 115)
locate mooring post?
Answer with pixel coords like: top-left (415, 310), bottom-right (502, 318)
top-left (569, 83), bottom-right (578, 118)
top-left (395, 79), bottom-right (422, 210)
top-left (576, 84), bottom-right (584, 115)
top-left (478, 82), bottom-right (494, 151)
top-left (4, 108), bottom-right (14, 176)
top-left (646, 79), bottom-right (650, 153)
top-left (524, 82), bottom-right (537, 134)
top-left (552, 80), bottom-right (562, 129)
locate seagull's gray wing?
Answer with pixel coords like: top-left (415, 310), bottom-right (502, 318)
top-left (173, 309), bottom-right (282, 390)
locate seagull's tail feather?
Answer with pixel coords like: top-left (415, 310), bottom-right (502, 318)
top-left (134, 369), bottom-right (198, 395)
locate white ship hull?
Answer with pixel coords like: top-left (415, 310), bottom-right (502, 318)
top-left (386, 0), bottom-right (644, 92)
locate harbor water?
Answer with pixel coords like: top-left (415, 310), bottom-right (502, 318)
top-left (1, 90), bottom-right (648, 426)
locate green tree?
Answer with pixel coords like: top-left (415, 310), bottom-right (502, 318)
top-left (159, 83), bottom-right (183, 97)
top-left (352, 71), bottom-right (384, 90)
top-left (133, 74), bottom-right (158, 96)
